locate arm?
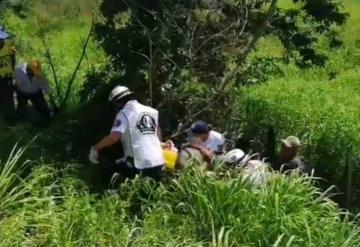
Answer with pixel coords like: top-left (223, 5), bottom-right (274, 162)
top-left (38, 74), bottom-right (59, 110)
top-left (39, 74), bottom-right (51, 95)
top-left (89, 112), bottom-right (127, 164)
top-left (94, 132), bottom-right (122, 152)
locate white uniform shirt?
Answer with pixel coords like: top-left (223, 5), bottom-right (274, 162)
top-left (111, 100), bottom-right (164, 169)
top-left (203, 130), bottom-right (225, 153)
top-left (14, 64), bottom-right (50, 94)
top-left (111, 111), bottom-right (132, 159)
top-left (187, 129), bottom-right (225, 153)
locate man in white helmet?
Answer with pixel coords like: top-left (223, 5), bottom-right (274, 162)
top-left (89, 86), bottom-right (164, 181)
top-left (223, 149), bottom-right (249, 168)
top-left (224, 149), bottom-right (268, 186)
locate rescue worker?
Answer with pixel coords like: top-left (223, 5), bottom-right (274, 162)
top-left (223, 149), bottom-right (250, 169)
top-left (0, 27), bottom-right (16, 120)
top-left (188, 120), bottom-right (225, 154)
top-left (177, 135), bottom-right (215, 170)
top-left (224, 149), bottom-right (268, 186)
top-left (275, 136), bottom-right (308, 174)
top-left (89, 86), bottom-right (164, 181)
top-left (14, 60), bottom-right (51, 123)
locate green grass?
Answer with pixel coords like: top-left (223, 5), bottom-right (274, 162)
top-left (237, 67), bottom-right (360, 174)
top-left (0, 147), bottom-right (359, 246)
top-left (234, 0), bottom-right (360, 201)
top-left (2, 3), bottom-right (107, 107)
top-left (1, 1), bottom-right (360, 245)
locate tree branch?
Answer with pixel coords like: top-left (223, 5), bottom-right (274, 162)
top-left (194, 21), bottom-right (238, 54)
top-left (37, 20), bottom-right (62, 103)
top-left (218, 0), bottom-right (278, 92)
top-left (170, 0), bottom-right (279, 138)
top-left (60, 15), bottom-right (95, 108)
top-left (170, 93), bottom-right (226, 138)
top-left (122, 0), bottom-right (156, 106)
top-left (130, 50), bottom-right (151, 62)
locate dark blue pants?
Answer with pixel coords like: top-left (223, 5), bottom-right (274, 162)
top-left (0, 78), bottom-right (15, 122)
top-left (16, 90), bottom-right (50, 121)
top-left (106, 158), bottom-right (163, 182)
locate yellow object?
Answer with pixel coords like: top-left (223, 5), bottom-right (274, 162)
top-left (0, 41), bottom-right (15, 78)
top-left (163, 149), bottom-right (178, 170)
top-left (30, 60), bottom-right (42, 76)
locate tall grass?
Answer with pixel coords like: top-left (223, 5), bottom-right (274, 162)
top-left (163, 168), bottom-right (360, 246)
top-left (233, 0), bottom-right (360, 206)
top-left (2, 3), bottom-right (107, 107)
top-left (0, 145), bottom-right (34, 213)
top-left (2, 146), bottom-right (359, 246)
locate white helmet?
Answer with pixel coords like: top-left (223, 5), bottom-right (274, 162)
top-left (108, 86), bottom-right (133, 103)
top-left (224, 149), bottom-right (249, 166)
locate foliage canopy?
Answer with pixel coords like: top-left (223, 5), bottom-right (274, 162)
top-left (93, 0), bottom-right (347, 134)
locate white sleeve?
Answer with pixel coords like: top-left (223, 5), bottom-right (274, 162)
top-left (110, 112), bottom-right (128, 134)
top-left (219, 133), bottom-right (225, 145)
top-left (214, 132), bottom-right (225, 153)
top-left (212, 131), bottom-right (225, 145)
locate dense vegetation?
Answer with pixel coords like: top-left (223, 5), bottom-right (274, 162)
top-left (92, 0), bottom-right (347, 132)
top-left (1, 0), bottom-right (360, 245)
top-left (236, 0), bottom-right (360, 207)
top-left (1, 149), bottom-right (360, 246)
top-left (1, 0), bottom-right (105, 108)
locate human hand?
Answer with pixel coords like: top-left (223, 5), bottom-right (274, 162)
top-left (89, 146), bottom-right (99, 164)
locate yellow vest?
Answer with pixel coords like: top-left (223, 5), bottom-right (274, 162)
top-left (0, 41), bottom-right (15, 78)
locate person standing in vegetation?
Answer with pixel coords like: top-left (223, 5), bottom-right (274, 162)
top-left (0, 27), bottom-right (16, 121)
top-left (13, 60), bottom-right (51, 124)
top-left (275, 136), bottom-right (307, 174)
top-left (89, 86), bottom-right (164, 181)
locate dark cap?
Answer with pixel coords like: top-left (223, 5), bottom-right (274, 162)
top-left (191, 120), bottom-right (211, 135)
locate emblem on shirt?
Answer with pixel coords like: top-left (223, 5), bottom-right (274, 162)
top-left (113, 119), bottom-right (122, 127)
top-left (137, 113), bottom-right (156, 135)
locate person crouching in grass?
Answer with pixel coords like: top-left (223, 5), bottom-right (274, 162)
top-left (14, 60), bottom-right (51, 125)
